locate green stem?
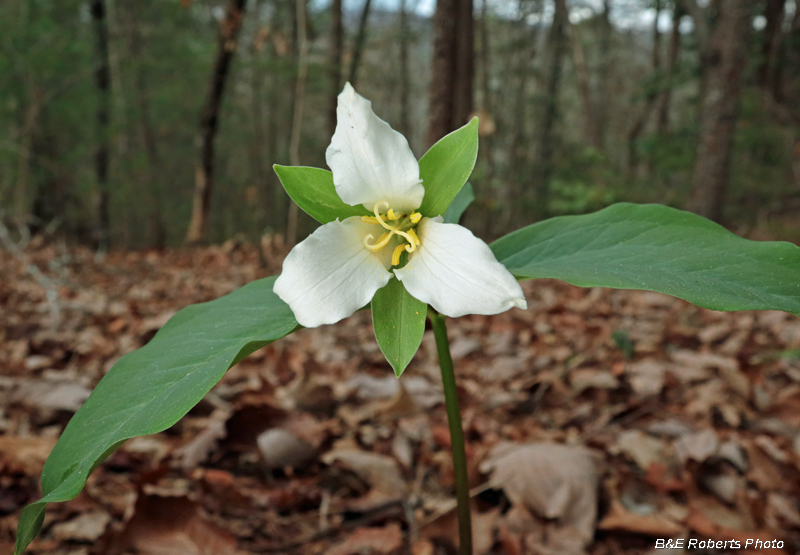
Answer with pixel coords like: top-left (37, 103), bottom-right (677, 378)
top-left (428, 308), bottom-right (472, 555)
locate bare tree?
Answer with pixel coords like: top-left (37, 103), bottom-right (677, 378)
top-left (531, 0), bottom-right (567, 219)
top-left (503, 0), bottom-right (543, 232)
top-left (398, 0), bottom-right (412, 137)
top-left (626, 0), bottom-right (662, 173)
top-left (594, 0), bottom-right (612, 148)
top-left (328, 0), bottom-right (343, 137)
top-left (91, 0), bottom-right (111, 249)
top-left (185, 0), bottom-right (247, 245)
top-left (758, 0), bottom-right (786, 95)
top-left (656, 3), bottom-right (684, 135)
top-left (285, 0), bottom-right (309, 248)
top-left (124, 0), bottom-right (166, 246)
top-left (687, 0), bottom-right (753, 221)
top-left (348, 0), bottom-right (373, 88)
top-left (566, 17), bottom-right (601, 150)
top-left (427, 0), bottom-right (474, 147)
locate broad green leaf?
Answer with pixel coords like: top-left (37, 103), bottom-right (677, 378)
top-left (443, 182), bottom-right (475, 224)
top-left (372, 277), bottom-right (427, 377)
top-left (15, 277), bottom-right (298, 555)
top-left (274, 165), bottom-right (369, 224)
top-left (418, 118), bottom-right (479, 218)
top-left (491, 203), bottom-right (800, 315)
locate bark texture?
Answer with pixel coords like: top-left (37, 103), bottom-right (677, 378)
top-left (327, 0), bottom-right (343, 137)
top-left (626, 0), bottom-right (662, 173)
top-left (657, 4), bottom-right (684, 135)
top-left (348, 0), bottom-right (373, 87)
top-left (91, 0), bottom-right (111, 249)
top-left (530, 0), bottom-right (567, 219)
top-left (567, 21), bottom-right (601, 150)
top-left (687, 0), bottom-right (752, 222)
top-left (758, 0), bottom-right (786, 95)
top-left (186, 0), bottom-right (246, 245)
top-left (398, 0), bottom-right (411, 137)
top-left (427, 0), bottom-right (474, 147)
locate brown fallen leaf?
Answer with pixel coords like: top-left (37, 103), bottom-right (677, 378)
top-left (598, 499), bottom-right (684, 536)
top-left (674, 429), bottom-right (719, 465)
top-left (118, 494), bottom-right (242, 555)
top-left (481, 442), bottom-right (599, 546)
top-left (611, 429), bottom-right (667, 471)
top-left (0, 435), bottom-right (57, 474)
top-left (322, 448), bottom-right (407, 501)
top-left (686, 499), bottom-right (785, 555)
top-left (13, 378), bottom-right (91, 413)
top-left (325, 523), bottom-right (403, 555)
top-left (420, 502), bottom-right (499, 555)
top-left (50, 510), bottom-right (111, 542)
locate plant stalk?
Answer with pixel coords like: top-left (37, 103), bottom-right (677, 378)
top-left (428, 308), bottom-right (472, 555)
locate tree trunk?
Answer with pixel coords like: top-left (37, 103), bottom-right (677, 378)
top-left (503, 0), bottom-right (542, 233)
top-left (427, 0), bottom-right (474, 147)
top-left (626, 0), bottom-right (662, 173)
top-left (285, 0), bottom-right (309, 248)
top-left (656, 4), bottom-right (684, 135)
top-left (757, 0), bottom-right (786, 94)
top-left (251, 5), bottom-right (269, 238)
top-left (398, 0), bottom-right (411, 138)
top-left (328, 0), bottom-right (343, 137)
top-left (348, 0), bottom-right (373, 87)
top-left (530, 0), bottom-right (567, 219)
top-left (14, 87), bottom-right (41, 224)
top-left (91, 0), bottom-right (111, 250)
top-left (186, 0), bottom-right (247, 245)
top-left (126, 0), bottom-right (166, 246)
top-left (594, 0), bottom-right (612, 149)
top-left (687, 0), bottom-right (752, 222)
top-left (566, 20), bottom-right (601, 150)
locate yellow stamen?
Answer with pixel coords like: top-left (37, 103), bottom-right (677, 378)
top-left (362, 201), bottom-right (422, 258)
top-left (391, 244), bottom-right (405, 266)
top-left (387, 209), bottom-right (402, 221)
top-left (373, 202), bottom-right (396, 233)
top-left (393, 228), bottom-right (417, 251)
top-left (363, 232), bottom-right (392, 251)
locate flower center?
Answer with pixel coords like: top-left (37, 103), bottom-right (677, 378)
top-left (361, 201), bottom-right (422, 266)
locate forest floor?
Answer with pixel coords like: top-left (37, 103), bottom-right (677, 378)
top-left (2, 238), bottom-right (800, 555)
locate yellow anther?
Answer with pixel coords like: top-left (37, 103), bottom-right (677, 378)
top-left (363, 201), bottom-right (422, 259)
top-left (373, 201), bottom-right (396, 233)
top-left (393, 229), bottom-right (417, 251)
top-left (391, 244), bottom-right (405, 266)
top-left (363, 232), bottom-right (392, 252)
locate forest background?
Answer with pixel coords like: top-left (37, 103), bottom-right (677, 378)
top-left (1, 0), bottom-right (799, 250)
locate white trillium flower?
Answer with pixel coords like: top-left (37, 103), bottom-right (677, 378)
top-left (274, 83), bottom-right (527, 328)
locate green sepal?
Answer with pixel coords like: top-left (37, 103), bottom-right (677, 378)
top-left (15, 277), bottom-right (299, 554)
top-left (274, 165), bottom-right (370, 224)
top-left (372, 277), bottom-right (427, 377)
top-left (443, 182), bottom-right (475, 224)
top-left (418, 118), bottom-right (479, 218)
top-left (491, 203), bottom-right (800, 315)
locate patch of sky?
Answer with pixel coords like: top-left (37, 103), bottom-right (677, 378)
top-left (308, 0), bottom-right (794, 34)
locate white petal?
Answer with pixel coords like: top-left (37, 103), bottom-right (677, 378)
top-left (394, 219), bottom-right (527, 318)
top-left (326, 83), bottom-right (424, 213)
top-left (274, 217), bottom-right (392, 328)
